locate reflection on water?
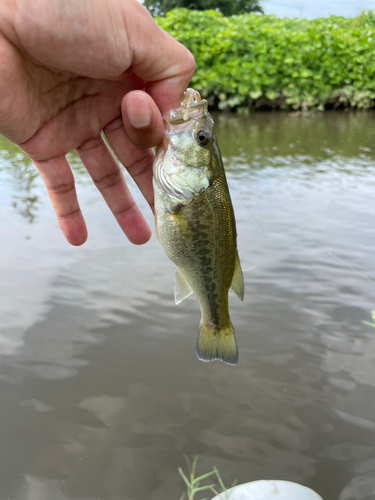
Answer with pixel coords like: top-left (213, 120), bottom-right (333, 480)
top-left (10, 162), bottom-right (39, 223)
top-left (0, 140), bottom-right (40, 223)
top-left (0, 112), bottom-right (375, 500)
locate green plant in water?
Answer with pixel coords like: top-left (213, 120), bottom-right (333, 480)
top-left (178, 456), bottom-right (216, 500)
top-left (363, 310), bottom-right (375, 328)
top-left (178, 456), bottom-right (236, 500)
top-left (211, 467), bottom-right (237, 500)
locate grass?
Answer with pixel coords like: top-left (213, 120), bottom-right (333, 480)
top-left (178, 456), bottom-right (236, 500)
top-left (363, 310), bottom-right (375, 328)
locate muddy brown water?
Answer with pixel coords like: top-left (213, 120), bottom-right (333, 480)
top-left (0, 111), bottom-right (374, 500)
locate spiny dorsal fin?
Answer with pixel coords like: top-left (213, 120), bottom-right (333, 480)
top-left (174, 268), bottom-right (193, 304)
top-left (230, 253), bottom-right (244, 301)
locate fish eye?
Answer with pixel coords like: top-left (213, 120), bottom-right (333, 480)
top-left (196, 130), bottom-right (211, 146)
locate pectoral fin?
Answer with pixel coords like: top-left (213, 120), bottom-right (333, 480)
top-left (230, 253), bottom-right (244, 301)
top-left (174, 268), bottom-right (193, 304)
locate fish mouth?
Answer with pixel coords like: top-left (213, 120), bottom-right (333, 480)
top-left (163, 88), bottom-right (212, 127)
top-left (180, 88), bottom-right (202, 108)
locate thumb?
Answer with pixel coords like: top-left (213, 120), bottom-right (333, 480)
top-left (122, 0), bottom-right (195, 112)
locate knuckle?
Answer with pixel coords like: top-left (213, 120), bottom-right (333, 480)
top-left (58, 208), bottom-right (81, 221)
top-left (184, 50), bottom-right (196, 76)
top-left (79, 136), bottom-right (103, 152)
top-left (48, 181), bottom-right (75, 196)
top-left (114, 200), bottom-right (136, 217)
top-left (127, 153), bottom-right (154, 178)
top-left (104, 117), bottom-right (123, 134)
top-left (93, 170), bottom-right (123, 190)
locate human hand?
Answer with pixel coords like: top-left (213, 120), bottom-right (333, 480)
top-left (0, 0), bottom-right (194, 245)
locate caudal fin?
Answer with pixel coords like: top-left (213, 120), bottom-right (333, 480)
top-left (196, 322), bottom-right (238, 365)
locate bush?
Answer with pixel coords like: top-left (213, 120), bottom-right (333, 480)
top-left (144, 0), bottom-right (263, 18)
top-left (156, 9), bottom-right (375, 111)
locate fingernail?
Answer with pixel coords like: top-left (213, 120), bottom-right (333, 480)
top-left (126, 94), bottom-right (152, 129)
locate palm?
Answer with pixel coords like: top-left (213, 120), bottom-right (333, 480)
top-left (28, 71), bottom-right (142, 160)
top-left (0, 35), bottom-right (154, 245)
top-left (1, 43), bottom-right (141, 158)
top-left (0, 0), bottom-right (194, 246)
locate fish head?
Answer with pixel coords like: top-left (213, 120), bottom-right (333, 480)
top-left (153, 90), bottom-right (220, 205)
top-left (157, 93), bottom-right (215, 170)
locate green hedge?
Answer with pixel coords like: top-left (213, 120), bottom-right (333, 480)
top-left (157, 9), bottom-right (375, 110)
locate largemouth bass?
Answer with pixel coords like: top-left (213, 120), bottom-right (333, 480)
top-left (153, 89), bottom-right (244, 365)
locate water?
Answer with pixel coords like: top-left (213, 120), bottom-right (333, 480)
top-left (0, 111), bottom-right (374, 500)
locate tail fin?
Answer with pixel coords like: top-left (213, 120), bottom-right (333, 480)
top-left (196, 321), bottom-right (238, 365)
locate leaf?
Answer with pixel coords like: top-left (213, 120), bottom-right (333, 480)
top-left (363, 321), bottom-right (375, 328)
top-left (194, 484), bottom-right (216, 493)
top-left (249, 90), bottom-right (262, 100)
top-left (178, 468), bottom-right (192, 489)
top-left (191, 456), bottom-right (198, 482)
top-left (192, 470), bottom-right (216, 485)
top-left (213, 467), bottom-right (229, 494)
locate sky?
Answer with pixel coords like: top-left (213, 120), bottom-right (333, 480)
top-left (262, 0), bottom-right (375, 18)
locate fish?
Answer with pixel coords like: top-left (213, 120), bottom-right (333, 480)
top-left (153, 88), bottom-right (244, 365)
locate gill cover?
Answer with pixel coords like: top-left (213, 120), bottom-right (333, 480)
top-left (153, 90), bottom-right (214, 205)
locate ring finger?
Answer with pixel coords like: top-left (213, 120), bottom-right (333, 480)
top-left (77, 135), bottom-right (151, 245)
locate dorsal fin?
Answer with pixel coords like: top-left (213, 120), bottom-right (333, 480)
top-left (230, 253), bottom-right (244, 301)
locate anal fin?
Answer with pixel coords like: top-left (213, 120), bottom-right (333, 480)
top-left (230, 253), bottom-right (244, 301)
top-left (174, 267), bottom-right (193, 305)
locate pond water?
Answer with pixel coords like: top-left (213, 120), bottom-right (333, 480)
top-left (0, 111), bottom-right (374, 500)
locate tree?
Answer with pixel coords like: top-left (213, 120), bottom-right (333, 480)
top-left (144, 0), bottom-right (263, 17)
